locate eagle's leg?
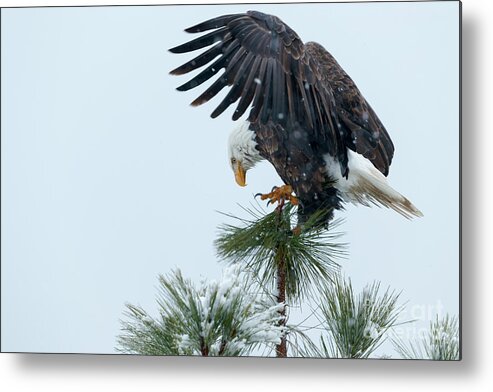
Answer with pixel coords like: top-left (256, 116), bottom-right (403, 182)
top-left (291, 225), bottom-right (302, 236)
top-left (255, 185), bottom-right (299, 206)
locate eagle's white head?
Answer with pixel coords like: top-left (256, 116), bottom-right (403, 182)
top-left (228, 121), bottom-right (263, 186)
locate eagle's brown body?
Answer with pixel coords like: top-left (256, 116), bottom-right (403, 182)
top-left (170, 11), bottom-right (421, 225)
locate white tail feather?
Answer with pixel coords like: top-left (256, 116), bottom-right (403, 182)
top-left (325, 151), bottom-right (423, 219)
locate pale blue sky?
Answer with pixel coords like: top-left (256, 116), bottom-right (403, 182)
top-left (1, 2), bottom-right (459, 355)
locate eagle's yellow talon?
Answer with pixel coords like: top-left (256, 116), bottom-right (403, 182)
top-left (257, 185), bottom-right (298, 206)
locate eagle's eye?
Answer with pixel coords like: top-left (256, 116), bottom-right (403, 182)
top-left (231, 157), bottom-right (237, 165)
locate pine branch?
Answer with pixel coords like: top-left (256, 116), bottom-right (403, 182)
top-left (117, 303), bottom-right (182, 355)
top-left (392, 314), bottom-right (460, 360)
top-left (116, 266), bottom-right (285, 356)
top-left (296, 275), bottom-right (404, 358)
top-left (215, 201), bottom-right (346, 357)
top-left (215, 202), bottom-right (346, 304)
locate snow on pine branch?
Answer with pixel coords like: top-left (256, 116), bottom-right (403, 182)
top-left (117, 265), bottom-right (285, 356)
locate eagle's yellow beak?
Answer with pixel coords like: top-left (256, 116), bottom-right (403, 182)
top-left (234, 161), bottom-right (247, 187)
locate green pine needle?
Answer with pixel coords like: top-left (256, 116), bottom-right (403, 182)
top-left (392, 314), bottom-right (460, 360)
top-left (215, 202), bottom-right (346, 303)
top-left (303, 275), bottom-right (404, 358)
top-left (116, 266), bottom-right (285, 356)
top-left (117, 303), bottom-right (181, 355)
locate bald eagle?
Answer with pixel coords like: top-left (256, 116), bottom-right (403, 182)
top-left (169, 11), bottom-right (422, 226)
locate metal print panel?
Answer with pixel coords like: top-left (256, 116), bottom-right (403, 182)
top-left (1, 1), bottom-right (460, 359)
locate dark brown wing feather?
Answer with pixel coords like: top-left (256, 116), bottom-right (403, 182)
top-left (305, 42), bottom-right (394, 175)
top-left (169, 11), bottom-right (394, 179)
top-left (169, 11), bottom-right (348, 175)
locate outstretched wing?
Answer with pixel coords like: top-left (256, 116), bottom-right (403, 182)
top-left (169, 10), bottom-right (349, 175)
top-left (305, 42), bottom-right (395, 175)
top-left (169, 11), bottom-right (395, 177)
